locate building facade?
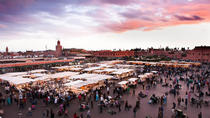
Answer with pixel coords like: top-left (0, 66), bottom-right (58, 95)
top-left (92, 50), bottom-right (135, 57)
top-left (185, 46), bottom-right (210, 63)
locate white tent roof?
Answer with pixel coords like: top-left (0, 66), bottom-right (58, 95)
top-left (29, 69), bottom-right (47, 73)
top-left (94, 68), bottom-right (116, 73)
top-left (32, 74), bottom-right (51, 81)
top-left (85, 74), bottom-right (113, 81)
top-left (100, 60), bottom-right (124, 65)
top-left (70, 68), bottom-right (83, 71)
top-left (30, 73), bottom-right (46, 77)
top-left (1, 72), bottom-right (27, 77)
top-left (0, 76), bottom-right (35, 85)
top-left (65, 78), bottom-right (105, 88)
top-left (71, 73), bottom-right (98, 79)
top-left (33, 72), bottom-right (79, 81)
top-left (116, 64), bottom-right (134, 68)
top-left (145, 73), bottom-right (153, 75)
top-left (118, 81), bottom-right (128, 85)
top-left (103, 68), bottom-right (117, 72)
top-left (51, 66), bottom-right (72, 69)
top-left (128, 78), bottom-right (138, 82)
top-left (71, 73), bottom-right (113, 80)
top-left (138, 75), bottom-right (146, 78)
top-left (94, 70), bottom-right (105, 73)
top-left (112, 69), bottom-right (133, 75)
top-left (64, 80), bottom-right (84, 88)
top-left (83, 67), bottom-right (103, 71)
top-left (49, 72), bottom-right (79, 79)
top-left (66, 74), bottom-right (113, 88)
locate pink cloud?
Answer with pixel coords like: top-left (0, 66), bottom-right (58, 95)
top-left (1, 0), bottom-right (210, 35)
top-left (101, 19), bottom-right (153, 33)
top-left (99, 1), bottom-right (210, 33)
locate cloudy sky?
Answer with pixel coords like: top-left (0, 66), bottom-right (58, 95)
top-left (0, 0), bottom-right (210, 52)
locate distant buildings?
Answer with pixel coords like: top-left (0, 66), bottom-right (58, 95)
top-left (91, 46), bottom-right (210, 63)
top-left (1, 40), bottom-right (209, 63)
top-left (184, 46), bottom-right (210, 63)
top-left (91, 50), bottom-right (134, 58)
top-left (62, 48), bottom-right (88, 56)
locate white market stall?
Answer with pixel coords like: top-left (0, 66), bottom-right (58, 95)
top-left (111, 69), bottom-right (134, 79)
top-left (93, 68), bottom-right (116, 74)
top-left (69, 67), bottom-right (83, 72)
top-left (82, 67), bottom-right (104, 73)
top-left (138, 73), bottom-right (153, 82)
top-left (28, 69), bottom-right (47, 74)
top-left (0, 76), bottom-right (35, 89)
top-left (51, 66), bottom-right (73, 71)
top-left (128, 78), bottom-right (138, 86)
top-left (65, 74), bottom-right (114, 94)
top-left (118, 81), bottom-right (129, 89)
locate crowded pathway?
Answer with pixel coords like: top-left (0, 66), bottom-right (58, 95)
top-left (0, 63), bottom-right (210, 118)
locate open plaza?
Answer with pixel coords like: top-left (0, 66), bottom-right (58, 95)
top-left (0, 60), bottom-right (209, 118)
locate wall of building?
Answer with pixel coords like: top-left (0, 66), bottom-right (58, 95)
top-left (184, 46), bottom-right (210, 63)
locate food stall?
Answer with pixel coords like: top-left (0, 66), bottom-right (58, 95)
top-left (115, 64), bottom-right (135, 69)
top-left (138, 73), bottom-right (153, 83)
top-left (69, 67), bottom-right (83, 72)
top-left (0, 76), bottom-right (35, 90)
top-left (65, 74), bottom-right (113, 94)
top-left (111, 69), bottom-right (134, 79)
top-left (51, 66), bottom-right (73, 72)
top-left (47, 72), bottom-right (79, 83)
top-left (93, 68), bottom-right (116, 74)
top-left (82, 67), bottom-right (104, 73)
top-left (66, 73), bottom-right (114, 93)
top-left (128, 78), bottom-right (138, 86)
top-left (28, 69), bottom-right (47, 74)
top-left (118, 81), bottom-right (129, 90)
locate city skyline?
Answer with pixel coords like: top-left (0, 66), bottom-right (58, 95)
top-left (0, 0), bottom-right (210, 52)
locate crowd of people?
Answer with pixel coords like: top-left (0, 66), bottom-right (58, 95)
top-left (0, 63), bottom-right (209, 118)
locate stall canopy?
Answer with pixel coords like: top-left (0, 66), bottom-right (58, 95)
top-left (64, 80), bottom-right (84, 88)
top-left (83, 67), bottom-right (103, 72)
top-left (118, 81), bottom-right (128, 85)
top-left (93, 68), bottom-right (116, 73)
top-left (128, 78), bottom-right (138, 82)
top-left (32, 72), bottom-right (79, 81)
top-left (28, 69), bottom-right (47, 73)
top-left (65, 74), bottom-right (113, 88)
top-left (69, 68), bottom-right (83, 71)
top-left (0, 71), bottom-right (79, 82)
top-left (51, 66), bottom-right (72, 70)
top-left (70, 73), bottom-right (113, 81)
top-left (1, 72), bottom-right (27, 77)
top-left (112, 69), bottom-right (134, 75)
top-left (0, 76), bottom-right (35, 85)
top-left (49, 72), bottom-right (79, 79)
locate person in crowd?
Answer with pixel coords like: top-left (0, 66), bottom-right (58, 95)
top-left (133, 106), bottom-right (137, 118)
top-left (198, 112), bottom-right (202, 118)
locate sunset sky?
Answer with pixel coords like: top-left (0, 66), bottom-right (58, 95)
top-left (0, 0), bottom-right (210, 52)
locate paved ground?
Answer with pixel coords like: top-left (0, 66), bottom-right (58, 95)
top-left (1, 70), bottom-right (210, 118)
